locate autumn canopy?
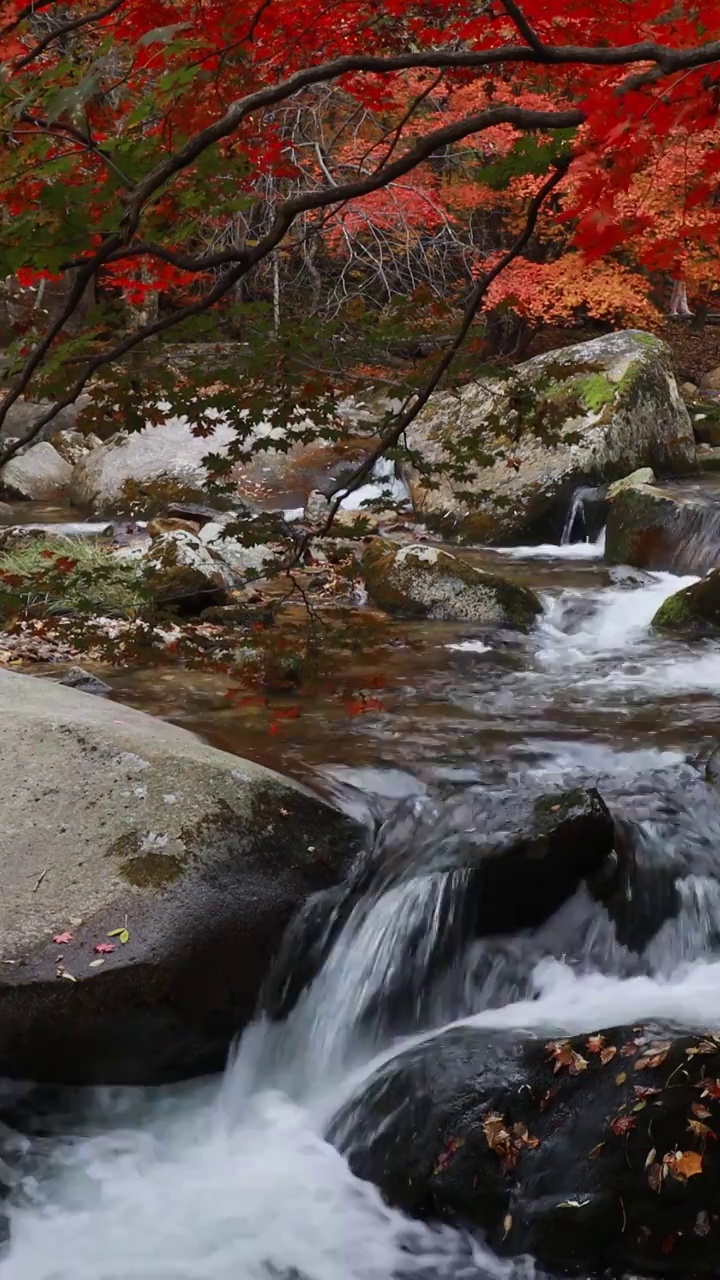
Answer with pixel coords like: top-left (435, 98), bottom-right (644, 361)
top-left (0, 0), bottom-right (720, 474)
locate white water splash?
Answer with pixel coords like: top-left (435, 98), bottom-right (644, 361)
top-left (494, 528), bottom-right (606, 561)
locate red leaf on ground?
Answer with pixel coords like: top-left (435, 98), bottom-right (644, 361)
top-left (52, 932), bottom-right (73, 945)
top-left (93, 942), bottom-right (115, 954)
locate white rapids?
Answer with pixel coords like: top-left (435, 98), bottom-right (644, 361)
top-left (5, 516), bottom-right (720, 1280)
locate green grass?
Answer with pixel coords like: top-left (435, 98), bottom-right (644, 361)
top-left (0, 536), bottom-right (147, 618)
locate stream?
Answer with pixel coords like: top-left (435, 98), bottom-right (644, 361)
top-left (4, 498), bottom-right (720, 1279)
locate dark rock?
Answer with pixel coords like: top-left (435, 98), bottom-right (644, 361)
top-left (56, 667), bottom-right (112, 697)
top-left (606, 483), bottom-right (720, 574)
top-left (331, 1022), bottom-right (720, 1275)
top-left (652, 569), bottom-right (720, 636)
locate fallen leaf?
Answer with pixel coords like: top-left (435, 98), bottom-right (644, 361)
top-left (59, 971), bottom-right (77, 982)
top-left (586, 1034), bottom-right (606, 1054)
top-left (634, 1085), bottom-right (661, 1099)
top-left (433, 1135), bottom-right (465, 1176)
top-left (52, 932), bottom-right (73, 945)
top-left (621, 1040), bottom-right (641, 1057)
top-left (88, 958), bottom-right (105, 968)
top-left (647, 1162), bottom-right (662, 1193)
top-left (94, 942), bottom-right (115, 954)
top-left (645, 1147), bottom-right (657, 1168)
top-left (687, 1041), bottom-right (718, 1058)
top-left (632, 1100), bottom-right (648, 1113)
top-left (615, 1072), bottom-right (628, 1086)
top-left (557, 1198), bottom-right (591, 1208)
top-left (699, 1078), bottom-right (720, 1099)
top-left (601, 1046), bottom-right (618, 1065)
top-left (69, 916), bottom-right (83, 927)
top-left (663, 1150), bottom-right (704, 1181)
top-left (661, 1234), bottom-right (676, 1256)
top-left (588, 1142), bottom-right (606, 1160)
top-left (692, 1102), bottom-right (713, 1119)
top-left (610, 1113), bottom-right (636, 1136)
top-left (547, 1042), bottom-right (588, 1075)
top-left (502, 1214), bottom-right (512, 1239)
top-left (636, 1042), bottom-right (671, 1071)
top-left (687, 1118), bottom-right (717, 1142)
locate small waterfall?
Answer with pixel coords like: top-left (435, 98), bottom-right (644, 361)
top-left (560, 485), bottom-right (606, 545)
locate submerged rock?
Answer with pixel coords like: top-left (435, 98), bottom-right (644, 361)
top-left (56, 666), bottom-right (112, 697)
top-left (652, 570), bottom-right (720, 636)
top-left (361, 538), bottom-right (541, 628)
top-left (605, 483), bottom-right (720, 574)
top-left (0, 442), bottom-right (73, 501)
top-left (405, 331), bottom-right (696, 544)
top-left (0, 669), bottom-right (364, 1084)
top-left (332, 1022), bottom-right (720, 1275)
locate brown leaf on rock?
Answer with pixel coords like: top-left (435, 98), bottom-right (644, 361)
top-left (663, 1150), bottom-right (704, 1182)
top-left (610, 1113), bottom-right (637, 1136)
top-left (586, 1034), bottom-right (606, 1054)
top-left (482, 1112), bottom-right (540, 1171)
top-left (635, 1042), bottom-right (671, 1071)
top-left (634, 1085), bottom-right (661, 1099)
top-left (647, 1162), bottom-right (662, 1193)
top-left (433, 1136), bottom-right (465, 1176)
top-left (687, 1118), bottom-right (718, 1143)
top-left (547, 1041), bottom-right (588, 1075)
top-left (692, 1102), bottom-right (713, 1119)
top-left (621, 1040), bottom-right (641, 1058)
top-left (615, 1072), bottom-right (628, 1086)
top-left (600, 1045), bottom-right (618, 1065)
top-left (687, 1040), bottom-right (719, 1058)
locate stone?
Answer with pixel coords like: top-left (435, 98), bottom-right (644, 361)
top-left (140, 529), bottom-right (232, 614)
top-left (682, 380), bottom-right (698, 397)
top-left (70, 417), bottom-right (240, 517)
top-left (700, 365), bottom-right (720, 391)
top-left (55, 667), bottom-right (112, 697)
top-left (698, 446), bottom-right (720, 473)
top-left (49, 429), bottom-right (101, 467)
top-left (688, 399), bottom-right (720, 447)
top-left (331, 1022), bottom-right (720, 1276)
top-left (0, 669), bottom-right (364, 1084)
top-left (361, 538), bottom-right (542, 628)
top-left (304, 488), bottom-right (332, 524)
top-left (0, 442), bottom-right (73, 501)
top-left (606, 466), bottom-right (655, 498)
top-left (198, 519), bottom-right (281, 579)
top-left (652, 569), bottom-right (720, 636)
top-left (0, 395), bottom-right (92, 445)
top-left (605, 483), bottom-right (720, 575)
top-left (405, 331), bottom-right (696, 544)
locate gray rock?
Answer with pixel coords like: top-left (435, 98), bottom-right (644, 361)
top-left (140, 529), bottom-right (232, 614)
top-left (56, 666), bottom-right (112, 696)
top-left (50, 429), bottom-right (100, 467)
top-left (361, 538), bottom-right (541, 628)
top-left (70, 418), bottom-right (240, 517)
top-left (0, 442), bottom-right (73, 501)
top-left (0, 669), bottom-right (364, 1084)
top-left (0, 395), bottom-right (91, 445)
top-left (605, 483), bottom-right (720, 574)
top-left (198, 520), bottom-right (280, 578)
top-left (606, 467), bottom-right (655, 499)
top-left (405, 331), bottom-right (696, 544)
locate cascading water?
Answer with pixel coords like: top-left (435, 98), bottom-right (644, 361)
top-left (7, 501), bottom-right (720, 1280)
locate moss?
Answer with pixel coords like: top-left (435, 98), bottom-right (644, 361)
top-left (652, 590), bottom-right (694, 630)
top-left (653, 571), bottom-right (720, 634)
top-left (119, 851), bottom-right (185, 888)
top-left (577, 372), bottom-right (616, 412)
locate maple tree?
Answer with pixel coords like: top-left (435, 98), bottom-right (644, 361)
top-left (0, 0), bottom-right (720, 515)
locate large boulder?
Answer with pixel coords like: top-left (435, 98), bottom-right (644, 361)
top-left (605, 483), bottom-right (720, 574)
top-left (652, 570), bottom-right (720, 636)
top-left (0, 670), bottom-right (364, 1084)
top-left (332, 1022), bottom-right (720, 1275)
top-left (70, 414), bottom-right (378, 519)
top-left (361, 538), bottom-right (542, 628)
top-left (0, 442), bottom-right (73, 501)
top-left (70, 417), bottom-right (239, 517)
top-left (405, 332), bottom-right (696, 544)
top-left (0, 395), bottom-right (91, 445)
top-left (139, 529), bottom-right (233, 614)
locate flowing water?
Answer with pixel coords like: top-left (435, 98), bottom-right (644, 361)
top-left (7, 498), bottom-right (720, 1279)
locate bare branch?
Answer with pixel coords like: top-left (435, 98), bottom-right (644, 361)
top-left (12, 0), bottom-right (127, 70)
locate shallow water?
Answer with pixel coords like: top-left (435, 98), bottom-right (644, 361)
top-left (6, 513), bottom-right (720, 1279)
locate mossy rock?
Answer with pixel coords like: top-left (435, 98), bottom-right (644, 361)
top-left (688, 400), bottom-right (720, 447)
top-left (361, 538), bottom-right (541, 629)
top-left (605, 484), bottom-right (720, 574)
top-left (652, 570), bottom-right (720, 635)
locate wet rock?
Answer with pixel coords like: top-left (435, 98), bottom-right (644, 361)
top-left (331, 1022), bottom-right (720, 1276)
top-left (605, 483), bottom-right (720, 574)
top-left (405, 331), bottom-right (696, 544)
top-left (652, 569), bottom-right (720, 637)
top-left (698, 445), bottom-right (720, 473)
top-left (0, 669), bottom-right (365, 1084)
top-left (304, 489), bottom-right (332, 524)
top-left (140, 529), bottom-right (231, 614)
top-left (606, 466), bottom-right (655, 499)
top-left (0, 525), bottom-right (47, 550)
top-left (56, 667), bottom-right (112, 697)
top-left (198, 515), bottom-right (283, 579)
top-left (361, 539), bottom-right (541, 628)
top-left (0, 442), bottom-right (73, 501)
